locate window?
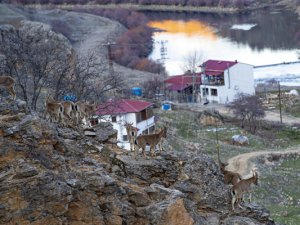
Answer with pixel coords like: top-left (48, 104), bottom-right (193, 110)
top-left (141, 109), bottom-right (147, 120)
top-left (147, 108), bottom-right (153, 118)
top-left (142, 129), bottom-right (148, 135)
top-left (111, 116), bottom-right (117, 123)
top-left (202, 88), bottom-right (209, 96)
top-left (90, 118), bottom-right (99, 126)
top-left (136, 112), bottom-right (142, 123)
top-left (123, 135), bottom-right (128, 141)
top-left (149, 125), bottom-right (155, 134)
top-left (211, 88), bottom-right (218, 96)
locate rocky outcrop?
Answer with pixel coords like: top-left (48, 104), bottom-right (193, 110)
top-left (0, 96), bottom-right (276, 224)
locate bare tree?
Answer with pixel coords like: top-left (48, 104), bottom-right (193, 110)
top-left (227, 93), bottom-right (265, 133)
top-left (0, 21), bottom-right (73, 111)
top-left (180, 51), bottom-right (204, 74)
top-left (69, 50), bottom-right (125, 102)
top-left (141, 76), bottom-right (164, 99)
top-left (181, 51), bottom-right (204, 102)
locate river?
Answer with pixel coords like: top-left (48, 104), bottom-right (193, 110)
top-left (146, 9), bottom-right (300, 81)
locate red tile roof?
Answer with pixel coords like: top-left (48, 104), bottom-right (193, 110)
top-left (96, 99), bottom-right (153, 115)
top-left (200, 60), bottom-right (237, 76)
top-left (164, 73), bottom-right (201, 91)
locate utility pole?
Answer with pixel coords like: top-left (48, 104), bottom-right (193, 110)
top-left (278, 81), bottom-right (283, 124)
top-left (192, 71), bottom-right (196, 103)
top-left (105, 42), bottom-right (115, 77)
top-left (215, 114), bottom-right (221, 166)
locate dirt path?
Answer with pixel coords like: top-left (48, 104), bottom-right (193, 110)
top-left (226, 146), bottom-right (300, 177)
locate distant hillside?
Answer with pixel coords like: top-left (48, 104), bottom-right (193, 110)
top-left (1, 0), bottom-right (289, 13)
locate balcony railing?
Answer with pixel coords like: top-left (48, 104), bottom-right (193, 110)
top-left (201, 80), bottom-right (224, 86)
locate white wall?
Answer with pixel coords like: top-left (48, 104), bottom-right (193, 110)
top-left (200, 63), bottom-right (254, 104)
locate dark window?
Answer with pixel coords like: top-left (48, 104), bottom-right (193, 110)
top-left (123, 135), bottom-right (128, 141)
top-left (211, 88), bottom-right (218, 96)
top-left (149, 125), bottom-right (155, 134)
top-left (136, 112), bottom-right (142, 123)
top-left (142, 129), bottom-right (148, 134)
top-left (147, 108), bottom-right (153, 118)
top-left (111, 116), bottom-right (117, 123)
top-left (202, 88), bottom-right (209, 96)
top-left (141, 109), bottom-right (147, 120)
top-left (90, 118), bottom-right (99, 126)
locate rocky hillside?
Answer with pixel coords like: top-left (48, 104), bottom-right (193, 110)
top-left (0, 96), bottom-right (277, 224)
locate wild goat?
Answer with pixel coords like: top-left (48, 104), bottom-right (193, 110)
top-left (231, 169), bottom-right (258, 211)
top-left (157, 126), bottom-right (168, 152)
top-left (61, 101), bottom-right (77, 125)
top-left (74, 100), bottom-right (97, 126)
top-left (124, 122), bottom-right (138, 152)
top-left (0, 75), bottom-right (16, 100)
top-left (220, 162), bottom-right (242, 185)
top-left (135, 126), bottom-right (167, 158)
top-left (44, 96), bottom-right (64, 124)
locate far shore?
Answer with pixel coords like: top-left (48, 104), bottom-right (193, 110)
top-left (26, 3), bottom-right (251, 14)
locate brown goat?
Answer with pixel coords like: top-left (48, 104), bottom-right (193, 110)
top-left (220, 162), bottom-right (242, 185)
top-left (0, 75), bottom-right (16, 100)
top-left (157, 126), bottom-right (168, 152)
top-left (231, 170), bottom-right (258, 211)
top-left (61, 101), bottom-right (76, 125)
top-left (135, 126), bottom-right (167, 158)
top-left (44, 96), bottom-right (64, 124)
top-left (124, 122), bottom-right (138, 152)
top-left (74, 100), bottom-right (97, 126)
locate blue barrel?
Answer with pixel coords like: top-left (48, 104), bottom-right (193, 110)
top-left (131, 87), bottom-right (142, 96)
top-left (162, 103), bottom-right (171, 110)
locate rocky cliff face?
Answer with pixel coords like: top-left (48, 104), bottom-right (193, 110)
top-left (0, 97), bottom-right (276, 224)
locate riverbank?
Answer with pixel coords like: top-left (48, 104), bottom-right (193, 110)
top-left (56, 3), bottom-right (239, 14)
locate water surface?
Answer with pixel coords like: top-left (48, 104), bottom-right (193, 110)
top-left (147, 10), bottom-right (300, 75)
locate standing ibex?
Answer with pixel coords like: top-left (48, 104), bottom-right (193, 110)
top-left (74, 100), bottom-right (97, 126)
top-left (220, 162), bottom-right (242, 185)
top-left (157, 125), bottom-right (168, 152)
top-left (231, 169), bottom-right (258, 211)
top-left (61, 101), bottom-right (77, 125)
top-left (0, 75), bottom-right (16, 100)
top-left (124, 122), bottom-right (138, 152)
top-left (135, 126), bottom-right (167, 158)
top-left (44, 96), bottom-right (64, 124)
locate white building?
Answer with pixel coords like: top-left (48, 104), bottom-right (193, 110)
top-left (199, 60), bottom-right (255, 104)
top-left (95, 99), bottom-right (155, 150)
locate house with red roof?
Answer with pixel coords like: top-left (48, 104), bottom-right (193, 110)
top-left (164, 71), bottom-right (201, 103)
top-left (95, 99), bottom-right (155, 150)
top-left (199, 60), bottom-right (254, 104)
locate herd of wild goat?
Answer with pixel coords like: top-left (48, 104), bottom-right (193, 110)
top-left (1, 75), bottom-right (259, 212)
top-left (44, 95), bottom-right (97, 127)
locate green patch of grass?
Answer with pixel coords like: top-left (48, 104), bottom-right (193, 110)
top-left (254, 158), bottom-right (300, 225)
top-left (276, 128), bottom-right (300, 146)
top-left (266, 205), bottom-right (300, 225)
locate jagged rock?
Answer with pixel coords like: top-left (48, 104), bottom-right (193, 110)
top-left (174, 154), bottom-right (231, 213)
top-left (137, 197), bottom-right (194, 225)
top-left (13, 161), bottom-right (38, 179)
top-left (0, 98), bottom-right (28, 115)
